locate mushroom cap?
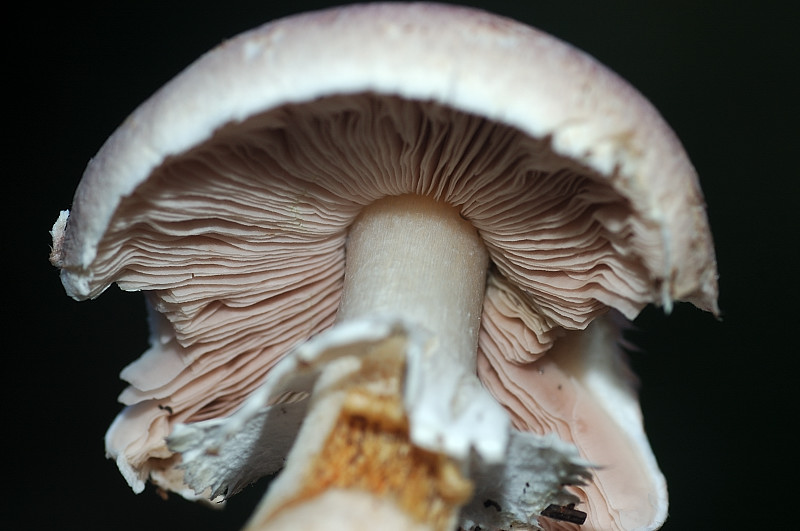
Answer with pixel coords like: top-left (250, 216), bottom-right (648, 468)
top-left (50, 2), bottom-right (718, 529)
top-left (54, 2), bottom-right (716, 310)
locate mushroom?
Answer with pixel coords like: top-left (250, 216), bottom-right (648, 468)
top-left (50, 3), bottom-right (718, 531)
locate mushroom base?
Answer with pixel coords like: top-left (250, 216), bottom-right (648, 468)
top-left (261, 390), bottom-right (473, 531)
top-left (312, 393), bottom-right (473, 524)
top-left (244, 334), bottom-right (472, 531)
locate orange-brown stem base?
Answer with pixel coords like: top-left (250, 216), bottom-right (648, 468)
top-left (274, 387), bottom-right (473, 531)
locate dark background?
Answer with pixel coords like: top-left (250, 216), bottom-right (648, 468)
top-left (7, 1), bottom-right (795, 529)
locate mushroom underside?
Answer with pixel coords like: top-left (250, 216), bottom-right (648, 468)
top-left (64, 93), bottom-right (675, 528)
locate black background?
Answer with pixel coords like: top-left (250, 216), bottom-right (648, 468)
top-left (7, 1), bottom-right (796, 529)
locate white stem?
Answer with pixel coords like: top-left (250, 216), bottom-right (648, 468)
top-left (339, 194), bottom-right (488, 366)
top-left (339, 195), bottom-right (508, 461)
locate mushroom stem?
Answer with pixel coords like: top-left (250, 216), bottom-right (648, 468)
top-left (339, 195), bottom-right (509, 460)
top-left (245, 195), bottom-right (500, 529)
top-left (339, 194), bottom-right (488, 369)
